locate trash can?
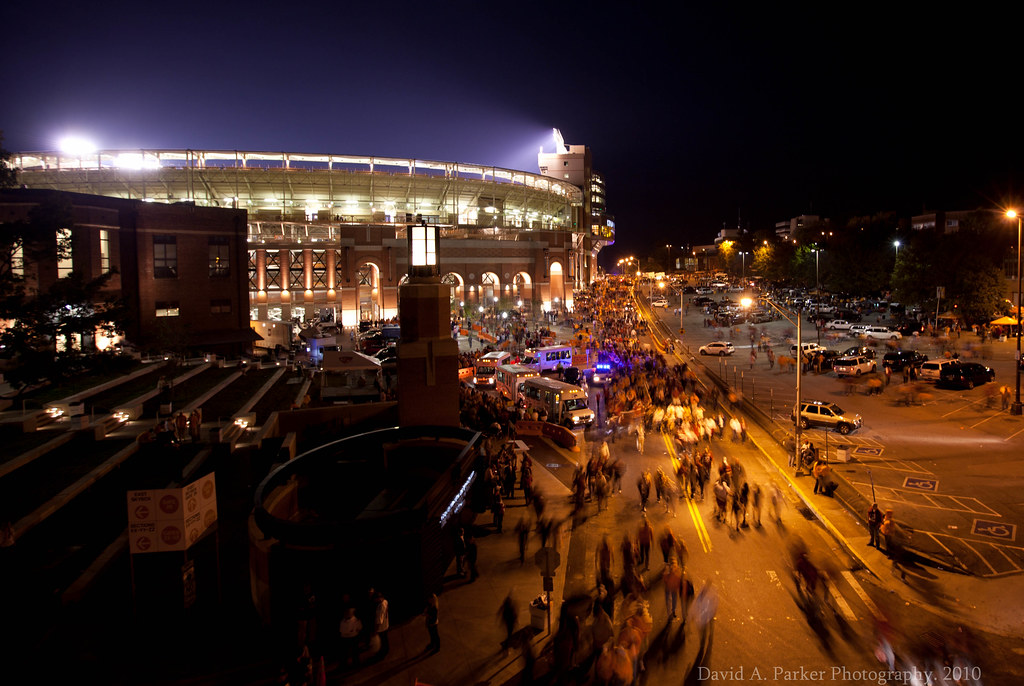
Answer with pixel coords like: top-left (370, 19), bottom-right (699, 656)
top-left (529, 596), bottom-right (548, 631)
top-left (835, 445), bottom-right (851, 463)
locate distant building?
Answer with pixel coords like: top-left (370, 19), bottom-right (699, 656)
top-left (910, 210), bottom-right (975, 234)
top-left (0, 188), bottom-right (253, 356)
top-left (774, 214), bottom-right (822, 241)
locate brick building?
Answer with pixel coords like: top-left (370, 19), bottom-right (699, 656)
top-left (0, 189), bottom-right (253, 355)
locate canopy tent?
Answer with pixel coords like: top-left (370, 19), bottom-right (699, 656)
top-left (937, 311), bottom-right (961, 320)
top-left (990, 316), bottom-right (1019, 326)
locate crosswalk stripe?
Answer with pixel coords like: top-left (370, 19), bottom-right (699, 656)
top-left (842, 570), bottom-right (884, 621)
top-left (829, 583), bottom-right (857, 621)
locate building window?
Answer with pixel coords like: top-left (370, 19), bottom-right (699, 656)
top-left (209, 237), bottom-right (230, 278)
top-left (210, 298), bottom-right (232, 314)
top-left (57, 228), bottom-right (73, 279)
top-left (99, 230), bottom-right (111, 273)
top-left (249, 251), bottom-right (258, 290)
top-left (289, 251), bottom-right (304, 290)
top-left (265, 250), bottom-right (281, 290)
top-left (9, 244), bottom-right (24, 278)
top-left (155, 301), bottom-right (180, 317)
top-left (312, 250), bottom-right (326, 288)
top-left (154, 235), bottom-right (177, 279)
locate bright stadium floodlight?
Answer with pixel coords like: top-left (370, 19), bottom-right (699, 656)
top-left (58, 136), bottom-right (97, 155)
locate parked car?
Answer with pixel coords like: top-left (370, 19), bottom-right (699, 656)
top-left (842, 345), bottom-right (876, 360)
top-left (790, 342), bottom-right (826, 357)
top-left (834, 356), bottom-right (877, 377)
top-left (882, 350), bottom-right (928, 371)
top-left (919, 359), bottom-right (958, 382)
top-left (825, 319), bottom-right (853, 331)
top-left (938, 362), bottom-right (995, 389)
top-left (862, 326), bottom-right (902, 341)
top-left (699, 341), bottom-right (736, 356)
top-left (791, 400), bottom-right (863, 434)
top-left (818, 350), bottom-right (844, 370)
top-left (652, 297), bottom-right (669, 308)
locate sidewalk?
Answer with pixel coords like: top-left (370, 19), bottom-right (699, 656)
top-left (342, 440), bottom-right (574, 686)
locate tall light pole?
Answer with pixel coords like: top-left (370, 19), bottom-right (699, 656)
top-left (761, 296), bottom-right (804, 473)
top-left (739, 251), bottom-right (748, 282)
top-left (893, 240), bottom-right (900, 260)
top-left (813, 248), bottom-right (822, 343)
top-left (1006, 211), bottom-right (1022, 415)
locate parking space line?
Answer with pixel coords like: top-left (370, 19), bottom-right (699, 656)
top-left (949, 496), bottom-right (1001, 517)
top-left (988, 541), bottom-right (1022, 572)
top-left (1005, 425), bottom-right (1024, 442)
top-left (849, 482), bottom-right (1000, 515)
top-left (969, 412), bottom-right (1003, 429)
top-left (955, 538), bottom-right (999, 575)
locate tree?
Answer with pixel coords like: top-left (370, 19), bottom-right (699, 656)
top-left (0, 132), bottom-right (17, 189)
top-left (0, 196), bottom-right (130, 395)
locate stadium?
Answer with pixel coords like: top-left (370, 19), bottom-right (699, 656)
top-left (13, 137), bottom-right (614, 329)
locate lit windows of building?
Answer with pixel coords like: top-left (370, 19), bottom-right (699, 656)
top-left (153, 235), bottom-right (177, 278)
top-left (209, 237), bottom-right (231, 278)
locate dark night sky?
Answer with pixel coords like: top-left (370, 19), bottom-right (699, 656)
top-left (2, 2), bottom-right (1021, 261)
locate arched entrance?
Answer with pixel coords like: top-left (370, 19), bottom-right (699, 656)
top-left (357, 262), bottom-right (382, 323)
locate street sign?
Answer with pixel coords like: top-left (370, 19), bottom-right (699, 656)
top-left (543, 575), bottom-right (554, 592)
top-left (972, 519), bottom-right (1016, 541)
top-left (903, 477), bottom-right (938, 492)
top-left (534, 547), bottom-right (561, 576)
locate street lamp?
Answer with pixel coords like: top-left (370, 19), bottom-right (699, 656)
top-left (739, 251), bottom-right (748, 282)
top-left (1006, 210), bottom-right (1022, 415)
top-left (760, 296), bottom-right (804, 474)
top-left (812, 248), bottom-right (823, 343)
top-left (893, 240), bottom-right (900, 260)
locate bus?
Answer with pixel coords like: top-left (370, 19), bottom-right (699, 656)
top-left (473, 351), bottom-right (511, 388)
top-left (520, 376), bottom-right (594, 429)
top-left (495, 364), bottom-right (539, 403)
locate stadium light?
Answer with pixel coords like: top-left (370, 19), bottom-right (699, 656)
top-left (58, 136), bottom-right (97, 155)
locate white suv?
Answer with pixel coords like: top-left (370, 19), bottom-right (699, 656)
top-left (920, 359), bottom-right (957, 382)
top-left (862, 326), bottom-right (901, 341)
top-left (834, 356), bottom-right (876, 377)
top-left (790, 342), bottom-right (826, 356)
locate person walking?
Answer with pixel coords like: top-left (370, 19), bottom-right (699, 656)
top-left (637, 516), bottom-right (654, 571)
top-left (425, 593), bottom-right (440, 653)
top-left (663, 556), bottom-right (685, 619)
top-left (498, 593), bottom-right (519, 654)
top-left (867, 503), bottom-right (882, 548)
top-left (373, 591), bottom-right (390, 660)
top-left (339, 606), bottom-right (363, 668)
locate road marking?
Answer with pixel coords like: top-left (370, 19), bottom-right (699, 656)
top-left (662, 432), bottom-right (712, 553)
top-left (972, 519), bottom-right (1017, 541)
top-left (841, 570), bottom-right (884, 621)
top-left (687, 497), bottom-right (712, 553)
top-left (955, 538), bottom-right (999, 575)
top-left (828, 583), bottom-right (857, 621)
top-left (903, 477), bottom-right (938, 491)
top-left (1005, 425), bottom-right (1024, 441)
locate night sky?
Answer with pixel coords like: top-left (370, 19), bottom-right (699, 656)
top-left (2, 2), bottom-right (1020, 260)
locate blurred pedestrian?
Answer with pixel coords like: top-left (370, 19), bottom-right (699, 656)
top-left (865, 503), bottom-right (881, 548)
top-left (425, 593), bottom-right (440, 653)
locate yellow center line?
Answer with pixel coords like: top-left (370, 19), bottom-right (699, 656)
top-left (662, 432), bottom-right (712, 553)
